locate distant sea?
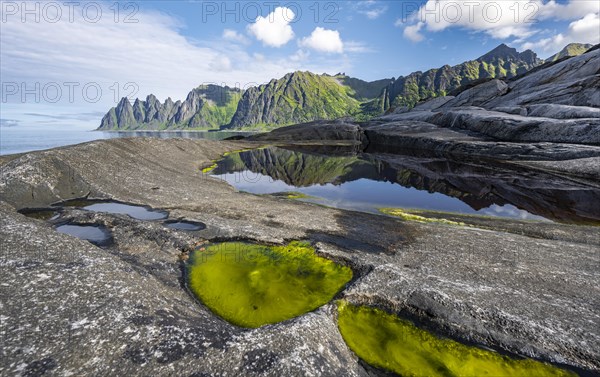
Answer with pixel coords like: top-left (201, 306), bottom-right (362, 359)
top-left (0, 127), bottom-right (253, 156)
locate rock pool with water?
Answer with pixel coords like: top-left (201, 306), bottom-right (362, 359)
top-left (55, 224), bottom-right (113, 246)
top-left (164, 220), bottom-right (206, 231)
top-left (210, 146), bottom-right (600, 224)
top-left (58, 199), bottom-right (169, 220)
top-left (187, 241), bottom-right (353, 328)
top-left (337, 302), bottom-right (577, 377)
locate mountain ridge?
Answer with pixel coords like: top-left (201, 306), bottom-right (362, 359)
top-left (98, 43), bottom-right (575, 131)
top-left (371, 43), bottom-right (542, 113)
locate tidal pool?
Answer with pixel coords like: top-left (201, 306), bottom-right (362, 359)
top-left (210, 146), bottom-right (600, 224)
top-left (19, 208), bottom-right (60, 221)
top-left (187, 241), bottom-right (353, 328)
top-left (55, 224), bottom-right (113, 246)
top-left (337, 302), bottom-right (576, 377)
top-left (58, 199), bottom-right (169, 220)
top-left (164, 220), bottom-right (206, 231)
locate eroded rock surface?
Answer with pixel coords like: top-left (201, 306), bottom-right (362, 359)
top-left (1, 138), bottom-right (599, 376)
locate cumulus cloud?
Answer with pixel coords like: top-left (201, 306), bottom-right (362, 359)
top-left (222, 29), bottom-right (249, 44)
top-left (247, 7), bottom-right (295, 47)
top-left (299, 27), bottom-right (344, 53)
top-left (398, 0), bottom-right (599, 42)
top-left (522, 13), bottom-right (600, 53)
top-left (404, 22), bottom-right (425, 42)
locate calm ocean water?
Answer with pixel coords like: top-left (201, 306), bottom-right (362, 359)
top-left (0, 127), bottom-right (252, 156)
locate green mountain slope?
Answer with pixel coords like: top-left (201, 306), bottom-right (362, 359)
top-left (547, 43), bottom-right (593, 62)
top-left (372, 44), bottom-right (543, 112)
top-left (223, 71), bottom-right (363, 130)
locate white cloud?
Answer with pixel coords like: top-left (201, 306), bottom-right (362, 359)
top-left (247, 7), bottom-right (295, 47)
top-left (398, 0), bottom-right (599, 42)
top-left (345, 41), bottom-right (372, 53)
top-left (404, 22), bottom-right (425, 42)
top-left (222, 29), bottom-right (249, 44)
top-left (0, 3), bottom-right (350, 127)
top-left (537, 0), bottom-right (600, 20)
top-left (299, 27), bottom-right (344, 53)
top-left (522, 13), bottom-right (600, 53)
top-left (290, 49), bottom-right (310, 62)
top-left (356, 1), bottom-right (388, 20)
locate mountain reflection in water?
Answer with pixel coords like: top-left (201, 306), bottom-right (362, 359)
top-left (211, 146), bottom-right (600, 224)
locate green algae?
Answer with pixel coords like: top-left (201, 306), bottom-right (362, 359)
top-left (201, 161), bottom-right (218, 174)
top-left (188, 241), bottom-right (353, 328)
top-left (337, 302), bottom-right (577, 377)
top-left (268, 191), bottom-right (314, 200)
top-left (379, 208), bottom-right (467, 226)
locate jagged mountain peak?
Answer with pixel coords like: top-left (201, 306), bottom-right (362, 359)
top-left (98, 84), bottom-right (241, 130)
top-left (478, 44), bottom-right (518, 61)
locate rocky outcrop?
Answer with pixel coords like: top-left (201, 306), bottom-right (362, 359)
top-left (248, 119), bottom-right (366, 145)
top-left (377, 46), bottom-right (600, 145)
top-left (98, 85), bottom-right (241, 130)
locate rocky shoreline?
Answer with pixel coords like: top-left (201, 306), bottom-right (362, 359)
top-left (1, 136), bottom-right (599, 376)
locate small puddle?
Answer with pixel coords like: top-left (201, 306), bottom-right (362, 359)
top-left (58, 199), bottom-right (168, 220)
top-left (187, 241), bottom-right (352, 328)
top-left (164, 220), bottom-right (206, 231)
top-left (19, 208), bottom-right (60, 221)
top-left (55, 224), bottom-right (113, 247)
top-left (337, 301), bottom-right (577, 377)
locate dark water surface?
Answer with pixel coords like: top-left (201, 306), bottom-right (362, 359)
top-left (57, 199), bottom-right (169, 220)
top-left (55, 224), bottom-right (113, 246)
top-left (83, 202), bottom-right (169, 220)
top-left (210, 146), bottom-right (600, 224)
top-left (164, 220), bottom-right (206, 231)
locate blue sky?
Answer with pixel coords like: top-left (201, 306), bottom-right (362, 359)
top-left (1, 0), bottom-right (599, 129)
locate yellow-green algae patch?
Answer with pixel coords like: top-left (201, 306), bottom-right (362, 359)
top-left (201, 161), bottom-right (218, 174)
top-left (268, 191), bottom-right (314, 200)
top-left (188, 241), bottom-right (353, 328)
top-left (379, 208), bottom-right (467, 226)
top-left (337, 302), bottom-right (576, 377)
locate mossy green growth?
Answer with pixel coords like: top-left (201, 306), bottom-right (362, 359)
top-left (188, 241), bottom-right (353, 328)
top-left (379, 208), bottom-right (467, 226)
top-left (337, 302), bottom-right (576, 377)
top-left (201, 161), bottom-right (218, 174)
top-left (269, 191), bottom-right (313, 200)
